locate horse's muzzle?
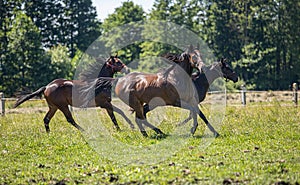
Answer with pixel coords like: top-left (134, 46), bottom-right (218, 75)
top-left (121, 66), bottom-right (130, 74)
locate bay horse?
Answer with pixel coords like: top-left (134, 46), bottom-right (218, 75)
top-left (13, 55), bottom-right (131, 132)
top-left (113, 46), bottom-right (204, 137)
top-left (144, 58), bottom-right (238, 136)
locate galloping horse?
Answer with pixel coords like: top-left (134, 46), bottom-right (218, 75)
top-left (14, 55), bottom-right (131, 132)
top-left (114, 46), bottom-right (203, 137)
top-left (144, 58), bottom-right (238, 135)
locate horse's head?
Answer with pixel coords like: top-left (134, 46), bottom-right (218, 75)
top-left (105, 54), bottom-right (130, 74)
top-left (161, 45), bottom-right (203, 76)
top-left (218, 58), bottom-right (238, 83)
top-left (184, 45), bottom-right (204, 72)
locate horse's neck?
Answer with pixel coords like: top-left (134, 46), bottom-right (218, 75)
top-left (166, 64), bottom-right (188, 79)
top-left (194, 73), bottom-right (209, 102)
top-left (179, 61), bottom-right (193, 76)
top-left (203, 65), bottom-right (222, 85)
top-left (98, 64), bottom-right (114, 77)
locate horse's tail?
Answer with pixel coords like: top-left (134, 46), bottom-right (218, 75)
top-left (13, 86), bottom-right (46, 108)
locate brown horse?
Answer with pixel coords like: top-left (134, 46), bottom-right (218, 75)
top-left (13, 55), bottom-right (131, 132)
top-left (143, 58), bottom-right (238, 136)
top-left (113, 46), bottom-right (203, 137)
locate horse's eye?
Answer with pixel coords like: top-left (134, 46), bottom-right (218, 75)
top-left (192, 55), bottom-right (197, 62)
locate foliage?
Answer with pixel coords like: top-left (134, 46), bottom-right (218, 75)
top-left (1, 0), bottom-right (300, 95)
top-left (0, 0), bottom-right (100, 96)
top-left (24, 0), bottom-right (101, 57)
top-left (202, 0), bottom-right (300, 90)
top-left (5, 12), bottom-right (44, 95)
top-left (47, 45), bottom-right (75, 80)
top-left (0, 102), bottom-right (299, 184)
top-left (101, 1), bottom-right (145, 64)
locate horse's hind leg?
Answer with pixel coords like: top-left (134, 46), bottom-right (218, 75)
top-left (112, 105), bottom-right (134, 129)
top-left (43, 106), bottom-right (58, 133)
top-left (59, 106), bottom-right (84, 131)
top-left (135, 118), bottom-right (148, 137)
top-left (136, 108), bottom-right (165, 137)
top-left (142, 120), bottom-right (165, 136)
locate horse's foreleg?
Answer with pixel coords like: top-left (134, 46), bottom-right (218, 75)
top-left (104, 105), bottom-right (121, 131)
top-left (112, 105), bottom-right (134, 129)
top-left (43, 106), bottom-right (57, 133)
top-left (180, 102), bottom-right (200, 135)
top-left (197, 108), bottom-right (220, 137)
top-left (190, 111), bottom-right (198, 135)
top-left (60, 106), bottom-right (84, 132)
top-left (177, 111), bottom-right (193, 126)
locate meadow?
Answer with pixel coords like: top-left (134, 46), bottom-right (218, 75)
top-left (0, 100), bottom-right (299, 184)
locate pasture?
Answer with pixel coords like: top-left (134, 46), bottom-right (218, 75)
top-left (0, 100), bottom-right (299, 184)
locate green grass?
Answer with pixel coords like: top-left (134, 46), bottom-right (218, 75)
top-left (0, 102), bottom-right (299, 184)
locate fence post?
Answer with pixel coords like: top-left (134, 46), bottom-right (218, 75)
top-left (293, 83), bottom-right (298, 106)
top-left (0, 92), bottom-right (5, 116)
top-left (241, 85), bottom-right (246, 106)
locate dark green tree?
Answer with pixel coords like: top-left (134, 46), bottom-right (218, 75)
top-left (62, 0), bottom-right (101, 57)
top-left (101, 1), bottom-right (145, 64)
top-left (24, 0), bottom-right (101, 57)
top-left (202, 0), bottom-right (244, 61)
top-left (24, 0), bottom-right (63, 48)
top-left (47, 45), bottom-right (75, 80)
top-left (5, 12), bottom-right (44, 95)
top-left (0, 0), bottom-right (22, 93)
top-left (234, 0), bottom-right (300, 89)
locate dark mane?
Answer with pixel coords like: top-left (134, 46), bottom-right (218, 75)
top-left (161, 53), bottom-right (187, 63)
top-left (78, 57), bottom-right (107, 81)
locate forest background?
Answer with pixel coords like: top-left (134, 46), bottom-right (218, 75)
top-left (1, 0), bottom-right (299, 96)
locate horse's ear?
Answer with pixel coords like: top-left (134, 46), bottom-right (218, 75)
top-left (178, 54), bottom-right (185, 62)
top-left (220, 58), bottom-right (227, 66)
top-left (187, 44), bottom-right (194, 54)
top-left (114, 52), bottom-right (118, 58)
top-left (184, 44), bottom-right (194, 54)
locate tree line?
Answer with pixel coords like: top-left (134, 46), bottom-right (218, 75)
top-left (1, 0), bottom-right (299, 96)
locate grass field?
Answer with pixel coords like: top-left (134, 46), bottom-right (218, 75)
top-left (0, 101), bottom-right (299, 184)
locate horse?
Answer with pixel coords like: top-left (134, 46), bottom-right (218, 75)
top-left (143, 58), bottom-right (238, 136)
top-left (13, 55), bottom-right (132, 133)
top-left (113, 46), bottom-right (204, 137)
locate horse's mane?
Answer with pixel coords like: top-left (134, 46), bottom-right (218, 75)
top-left (77, 77), bottom-right (114, 107)
top-left (161, 53), bottom-right (187, 63)
top-left (78, 57), bottom-right (107, 80)
top-left (158, 52), bottom-right (189, 78)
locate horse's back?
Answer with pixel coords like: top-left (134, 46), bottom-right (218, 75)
top-left (44, 79), bottom-right (76, 106)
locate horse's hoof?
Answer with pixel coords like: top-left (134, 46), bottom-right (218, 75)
top-left (190, 127), bottom-right (196, 135)
top-left (116, 127), bottom-right (121, 131)
top-left (177, 122), bottom-right (185, 127)
top-left (214, 132), bottom-right (220, 138)
top-left (141, 131), bottom-right (148, 137)
top-left (156, 133), bottom-right (167, 139)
